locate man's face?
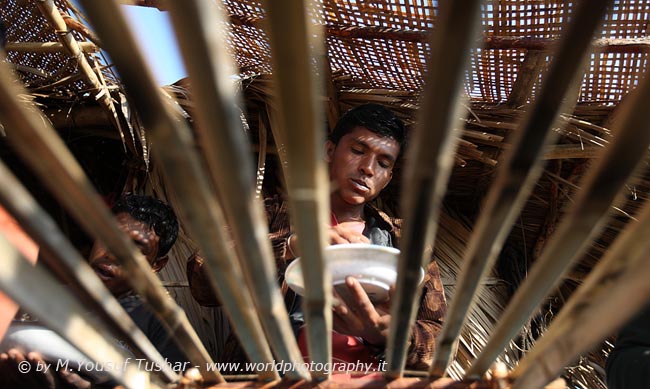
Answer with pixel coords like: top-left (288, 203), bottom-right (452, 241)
top-left (326, 126), bottom-right (400, 206)
top-left (89, 212), bottom-right (167, 297)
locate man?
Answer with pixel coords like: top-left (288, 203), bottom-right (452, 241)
top-left (88, 194), bottom-right (186, 365)
top-left (0, 194), bottom-right (188, 388)
top-left (189, 104), bottom-right (447, 370)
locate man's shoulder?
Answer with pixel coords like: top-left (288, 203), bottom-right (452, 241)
top-left (365, 203), bottom-right (402, 232)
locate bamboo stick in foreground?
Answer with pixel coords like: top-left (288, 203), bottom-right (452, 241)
top-left (386, 0), bottom-right (484, 378)
top-left (262, 0), bottom-right (332, 379)
top-left (511, 195), bottom-right (650, 388)
top-left (0, 161), bottom-right (178, 383)
top-left (0, 234), bottom-right (153, 389)
top-left (0, 57), bottom-right (221, 383)
top-left (165, 0), bottom-right (308, 380)
top-left (430, 0), bottom-right (611, 377)
top-left (468, 62), bottom-right (650, 377)
top-left (77, 0), bottom-right (280, 381)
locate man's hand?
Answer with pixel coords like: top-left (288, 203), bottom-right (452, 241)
top-left (328, 223), bottom-right (370, 245)
top-left (332, 276), bottom-right (390, 346)
top-left (285, 223), bottom-right (369, 260)
top-left (0, 349), bottom-right (90, 389)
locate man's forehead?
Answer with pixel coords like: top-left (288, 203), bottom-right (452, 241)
top-left (115, 212), bottom-right (153, 232)
top-left (346, 129), bottom-right (400, 158)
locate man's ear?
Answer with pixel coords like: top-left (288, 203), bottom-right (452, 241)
top-left (151, 255), bottom-right (169, 273)
top-left (324, 140), bottom-right (335, 163)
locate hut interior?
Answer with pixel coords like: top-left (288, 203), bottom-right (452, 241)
top-left (0, 0), bottom-right (649, 388)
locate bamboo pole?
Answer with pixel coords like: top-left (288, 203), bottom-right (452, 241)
top-left (468, 49), bottom-right (650, 377)
top-left (4, 41), bottom-right (97, 53)
top-left (256, 112), bottom-right (268, 198)
top-left (34, 0), bottom-right (125, 146)
top-left (431, 0), bottom-right (612, 377)
top-left (75, 0), bottom-right (291, 382)
top-left (0, 235), bottom-right (152, 389)
top-left (511, 196), bottom-right (650, 388)
top-left (0, 161), bottom-right (179, 382)
top-left (261, 0), bottom-right (331, 379)
top-left (165, 0), bottom-right (306, 380)
top-left (386, 0), bottom-right (484, 378)
top-left (7, 63), bottom-right (50, 78)
top-left (543, 144), bottom-right (602, 160)
top-left (0, 58), bottom-right (222, 383)
top-left (506, 51), bottom-right (546, 108)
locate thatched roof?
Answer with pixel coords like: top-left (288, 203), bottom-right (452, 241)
top-left (1, 0), bottom-right (650, 388)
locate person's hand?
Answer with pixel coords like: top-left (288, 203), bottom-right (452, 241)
top-left (0, 349), bottom-right (91, 389)
top-left (285, 223), bottom-right (369, 259)
top-left (332, 276), bottom-right (391, 345)
top-left (0, 349), bottom-right (56, 389)
top-left (328, 223), bottom-right (370, 245)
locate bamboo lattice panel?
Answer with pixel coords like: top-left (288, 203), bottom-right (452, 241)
top-left (223, 0), bottom-right (650, 103)
top-left (0, 0), bottom-right (115, 93)
top-left (2, 0), bottom-right (649, 104)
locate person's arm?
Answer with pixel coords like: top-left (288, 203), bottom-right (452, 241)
top-left (186, 195), bottom-right (293, 306)
top-left (264, 196), bottom-right (294, 268)
top-left (404, 261), bottom-right (447, 370)
top-left (0, 206), bottom-right (39, 339)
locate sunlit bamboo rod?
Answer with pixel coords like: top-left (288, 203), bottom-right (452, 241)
top-left (511, 193), bottom-right (650, 388)
top-left (0, 234), bottom-right (152, 389)
top-left (386, 0), bottom-right (484, 378)
top-left (5, 41), bottom-right (98, 53)
top-left (35, 1), bottom-right (101, 88)
top-left (0, 59), bottom-right (221, 383)
top-left (256, 114), bottom-right (268, 198)
top-left (35, 0), bottom-right (124, 143)
top-left (76, 0), bottom-right (277, 382)
top-left (262, 0), bottom-right (331, 379)
top-left (468, 59), bottom-right (650, 378)
top-left (0, 161), bottom-right (178, 382)
top-left (430, 0), bottom-right (611, 377)
top-left (164, 0), bottom-right (307, 380)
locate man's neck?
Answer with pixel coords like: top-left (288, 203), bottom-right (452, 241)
top-left (330, 195), bottom-right (365, 223)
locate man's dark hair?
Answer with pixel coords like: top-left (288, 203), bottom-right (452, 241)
top-left (329, 103), bottom-right (406, 151)
top-left (112, 194), bottom-right (179, 258)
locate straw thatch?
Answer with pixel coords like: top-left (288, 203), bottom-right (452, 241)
top-left (2, 0), bottom-right (650, 387)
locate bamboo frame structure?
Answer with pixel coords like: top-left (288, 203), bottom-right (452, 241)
top-left (430, 0), bottom-right (611, 377)
top-left (75, 0), bottom-right (293, 382)
top-left (3, 0), bottom-right (650, 388)
top-left (226, 12), bottom-right (650, 53)
top-left (511, 189), bottom-right (650, 388)
top-left (0, 161), bottom-right (179, 383)
top-left (0, 235), bottom-right (152, 389)
top-left (468, 37), bottom-right (650, 377)
top-left (386, 0), bottom-right (484, 377)
top-left (163, 0), bottom-right (307, 380)
top-left (0, 56), bottom-right (221, 383)
top-left (261, 0), bottom-right (332, 379)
